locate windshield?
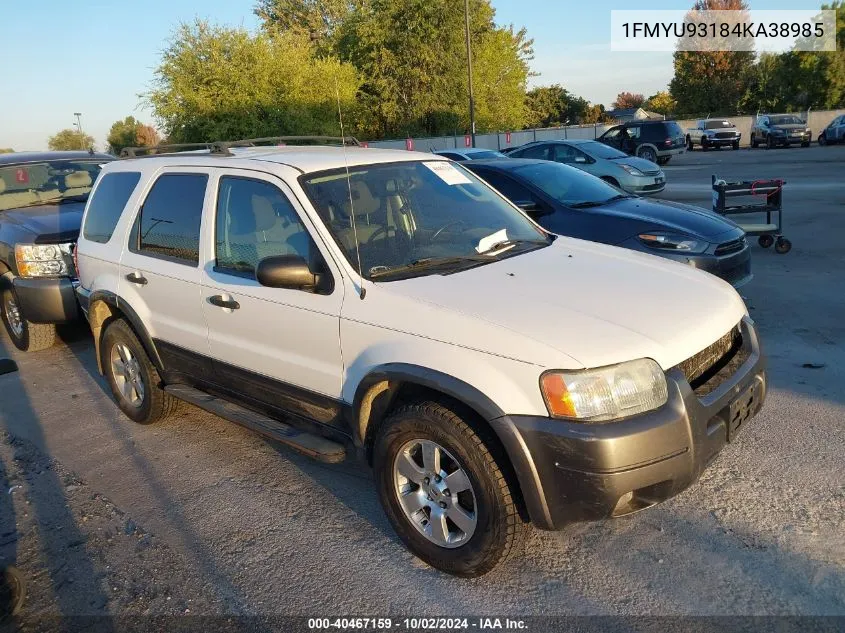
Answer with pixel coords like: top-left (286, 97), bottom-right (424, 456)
top-left (577, 141), bottom-right (628, 160)
top-left (301, 160), bottom-right (548, 280)
top-left (0, 160), bottom-right (104, 211)
top-left (705, 120), bottom-right (733, 129)
top-left (511, 161), bottom-right (623, 206)
top-left (467, 150), bottom-right (507, 159)
top-left (770, 115), bottom-right (805, 126)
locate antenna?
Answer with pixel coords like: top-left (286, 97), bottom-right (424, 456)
top-left (336, 81), bottom-right (366, 300)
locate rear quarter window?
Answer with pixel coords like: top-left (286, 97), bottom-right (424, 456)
top-left (82, 172), bottom-right (142, 243)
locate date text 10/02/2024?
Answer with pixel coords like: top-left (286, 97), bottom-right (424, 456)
top-left (307, 618), bottom-right (528, 630)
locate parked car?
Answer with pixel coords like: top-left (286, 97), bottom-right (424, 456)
top-left (505, 139), bottom-right (665, 195)
top-left (750, 114), bottom-right (811, 148)
top-left (76, 140), bottom-right (765, 577)
top-left (597, 120), bottom-right (685, 165)
top-left (465, 158), bottom-right (752, 288)
top-left (686, 119), bottom-right (741, 151)
top-left (433, 148), bottom-right (508, 161)
top-left (817, 114), bottom-right (845, 145)
top-left (499, 146), bottom-right (521, 155)
top-left (0, 151), bottom-right (113, 351)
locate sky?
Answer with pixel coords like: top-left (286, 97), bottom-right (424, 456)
top-left (0, 0), bottom-right (824, 151)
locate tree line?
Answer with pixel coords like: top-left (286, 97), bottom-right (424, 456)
top-left (39, 0), bottom-right (845, 152)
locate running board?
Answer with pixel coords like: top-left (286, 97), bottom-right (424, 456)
top-left (164, 384), bottom-right (346, 463)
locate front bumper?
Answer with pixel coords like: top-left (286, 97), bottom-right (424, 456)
top-left (12, 277), bottom-right (80, 324)
top-left (772, 134), bottom-right (811, 145)
top-left (702, 135), bottom-right (740, 146)
top-left (494, 317), bottom-right (765, 530)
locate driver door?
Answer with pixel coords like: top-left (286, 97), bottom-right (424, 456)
top-left (199, 169), bottom-right (346, 424)
top-left (599, 126), bottom-right (623, 150)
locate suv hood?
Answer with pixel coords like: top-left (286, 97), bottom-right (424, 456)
top-left (376, 238), bottom-right (747, 371)
top-left (590, 197), bottom-right (742, 240)
top-left (0, 201), bottom-right (85, 242)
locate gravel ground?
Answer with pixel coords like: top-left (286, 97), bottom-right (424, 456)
top-left (0, 145), bottom-right (843, 631)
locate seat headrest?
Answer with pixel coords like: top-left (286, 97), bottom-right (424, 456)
top-left (343, 180), bottom-right (380, 217)
top-left (65, 171), bottom-right (92, 188)
top-left (251, 195), bottom-right (279, 232)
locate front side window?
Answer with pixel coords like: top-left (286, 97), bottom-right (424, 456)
top-left (83, 172), bottom-right (142, 244)
top-left (136, 173), bottom-right (208, 265)
top-left (510, 161), bottom-right (624, 207)
top-left (215, 176), bottom-right (315, 278)
top-left (0, 159), bottom-right (106, 212)
top-left (301, 161), bottom-right (548, 281)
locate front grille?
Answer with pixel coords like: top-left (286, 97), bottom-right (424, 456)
top-left (676, 325), bottom-right (746, 396)
top-left (715, 132), bottom-right (735, 139)
top-left (641, 182), bottom-right (665, 191)
top-left (714, 237), bottom-right (746, 256)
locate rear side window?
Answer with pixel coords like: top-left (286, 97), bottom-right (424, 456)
top-left (664, 121), bottom-right (683, 136)
top-left (82, 172), bottom-right (141, 243)
top-left (134, 174), bottom-right (208, 265)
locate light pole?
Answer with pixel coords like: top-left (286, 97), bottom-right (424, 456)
top-left (73, 112), bottom-right (84, 149)
top-left (463, 0), bottom-right (476, 148)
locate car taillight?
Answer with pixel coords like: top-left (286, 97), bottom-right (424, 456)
top-left (664, 137), bottom-right (673, 146)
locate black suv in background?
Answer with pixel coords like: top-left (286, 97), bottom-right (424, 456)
top-left (597, 120), bottom-right (686, 165)
top-left (0, 151), bottom-right (112, 351)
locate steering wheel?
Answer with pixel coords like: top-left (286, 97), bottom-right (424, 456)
top-left (431, 220), bottom-right (468, 242)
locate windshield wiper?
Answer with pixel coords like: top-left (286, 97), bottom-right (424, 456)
top-left (479, 238), bottom-right (549, 254)
top-left (369, 254), bottom-right (492, 280)
top-left (568, 194), bottom-right (633, 208)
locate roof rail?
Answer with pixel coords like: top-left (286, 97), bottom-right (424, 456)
top-left (210, 135), bottom-right (361, 154)
top-left (120, 143), bottom-right (213, 158)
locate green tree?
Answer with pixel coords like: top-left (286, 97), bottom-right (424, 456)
top-left (612, 91), bottom-right (645, 110)
top-left (525, 84), bottom-right (598, 127)
top-left (644, 91), bottom-right (677, 115)
top-left (331, 0), bottom-right (531, 137)
top-left (670, 0), bottom-right (755, 116)
top-left (254, 0), bottom-right (358, 41)
top-left (107, 116), bottom-right (161, 154)
top-left (47, 129), bottom-right (95, 151)
top-left (146, 20), bottom-right (360, 143)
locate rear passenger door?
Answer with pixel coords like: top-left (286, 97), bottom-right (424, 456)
top-left (119, 168), bottom-right (212, 379)
top-left (199, 170), bottom-right (345, 425)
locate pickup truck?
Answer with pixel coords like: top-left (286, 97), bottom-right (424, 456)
top-left (686, 119), bottom-right (741, 151)
top-left (0, 151), bottom-right (113, 351)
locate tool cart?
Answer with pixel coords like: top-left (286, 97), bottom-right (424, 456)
top-left (712, 175), bottom-right (791, 254)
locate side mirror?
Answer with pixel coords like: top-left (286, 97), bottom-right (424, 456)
top-left (515, 200), bottom-right (538, 212)
top-left (256, 255), bottom-right (320, 291)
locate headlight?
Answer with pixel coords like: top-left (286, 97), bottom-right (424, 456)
top-left (638, 232), bottom-right (708, 253)
top-left (540, 359), bottom-right (668, 422)
top-left (15, 243), bottom-right (73, 278)
top-left (620, 164), bottom-right (644, 176)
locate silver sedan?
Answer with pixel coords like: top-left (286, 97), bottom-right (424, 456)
top-left (507, 139), bottom-right (666, 195)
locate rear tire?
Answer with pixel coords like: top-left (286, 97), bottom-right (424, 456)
top-left (101, 319), bottom-right (180, 424)
top-left (775, 237), bottom-right (792, 254)
top-left (750, 133), bottom-right (757, 148)
top-left (637, 146), bottom-right (657, 163)
top-left (373, 399), bottom-right (525, 577)
top-left (1, 287), bottom-right (56, 352)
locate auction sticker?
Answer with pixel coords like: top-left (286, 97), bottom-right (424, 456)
top-left (423, 161), bottom-right (472, 185)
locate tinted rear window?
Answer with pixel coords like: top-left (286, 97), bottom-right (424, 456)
top-left (134, 174), bottom-right (208, 265)
top-left (82, 172), bottom-right (141, 244)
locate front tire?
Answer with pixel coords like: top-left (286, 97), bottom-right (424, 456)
top-left (686, 136), bottom-right (694, 151)
top-left (373, 400), bottom-right (524, 577)
top-left (101, 319), bottom-right (180, 424)
top-left (1, 287), bottom-right (56, 352)
top-left (732, 141), bottom-right (740, 150)
top-left (818, 134), bottom-right (826, 146)
top-left (766, 135), bottom-right (775, 149)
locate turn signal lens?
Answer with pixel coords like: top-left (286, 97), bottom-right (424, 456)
top-left (15, 243), bottom-right (72, 278)
top-left (540, 359), bottom-right (668, 422)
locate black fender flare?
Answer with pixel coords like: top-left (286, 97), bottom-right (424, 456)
top-left (352, 363), bottom-right (553, 529)
top-left (87, 290), bottom-right (164, 375)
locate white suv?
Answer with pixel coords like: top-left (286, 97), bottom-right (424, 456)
top-left (75, 138), bottom-right (766, 577)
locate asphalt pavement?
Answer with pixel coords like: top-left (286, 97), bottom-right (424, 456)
top-left (0, 145), bottom-right (843, 624)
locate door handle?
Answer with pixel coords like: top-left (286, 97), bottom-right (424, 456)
top-left (208, 295), bottom-right (240, 310)
top-left (125, 272), bottom-right (148, 285)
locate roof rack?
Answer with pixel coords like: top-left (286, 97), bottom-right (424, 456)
top-left (211, 135), bottom-right (361, 154)
top-left (120, 136), bottom-right (361, 159)
top-left (120, 143), bottom-right (213, 158)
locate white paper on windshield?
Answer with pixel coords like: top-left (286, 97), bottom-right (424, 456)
top-left (423, 161), bottom-right (472, 185)
top-left (476, 228), bottom-right (508, 254)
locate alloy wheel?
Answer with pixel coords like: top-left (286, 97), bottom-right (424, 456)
top-left (3, 292), bottom-right (24, 340)
top-left (393, 439), bottom-right (478, 548)
top-left (110, 343), bottom-right (145, 408)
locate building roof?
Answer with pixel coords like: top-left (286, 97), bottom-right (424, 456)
top-left (607, 107), bottom-right (665, 121)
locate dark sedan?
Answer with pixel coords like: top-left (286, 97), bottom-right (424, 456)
top-left (464, 159), bottom-right (752, 288)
